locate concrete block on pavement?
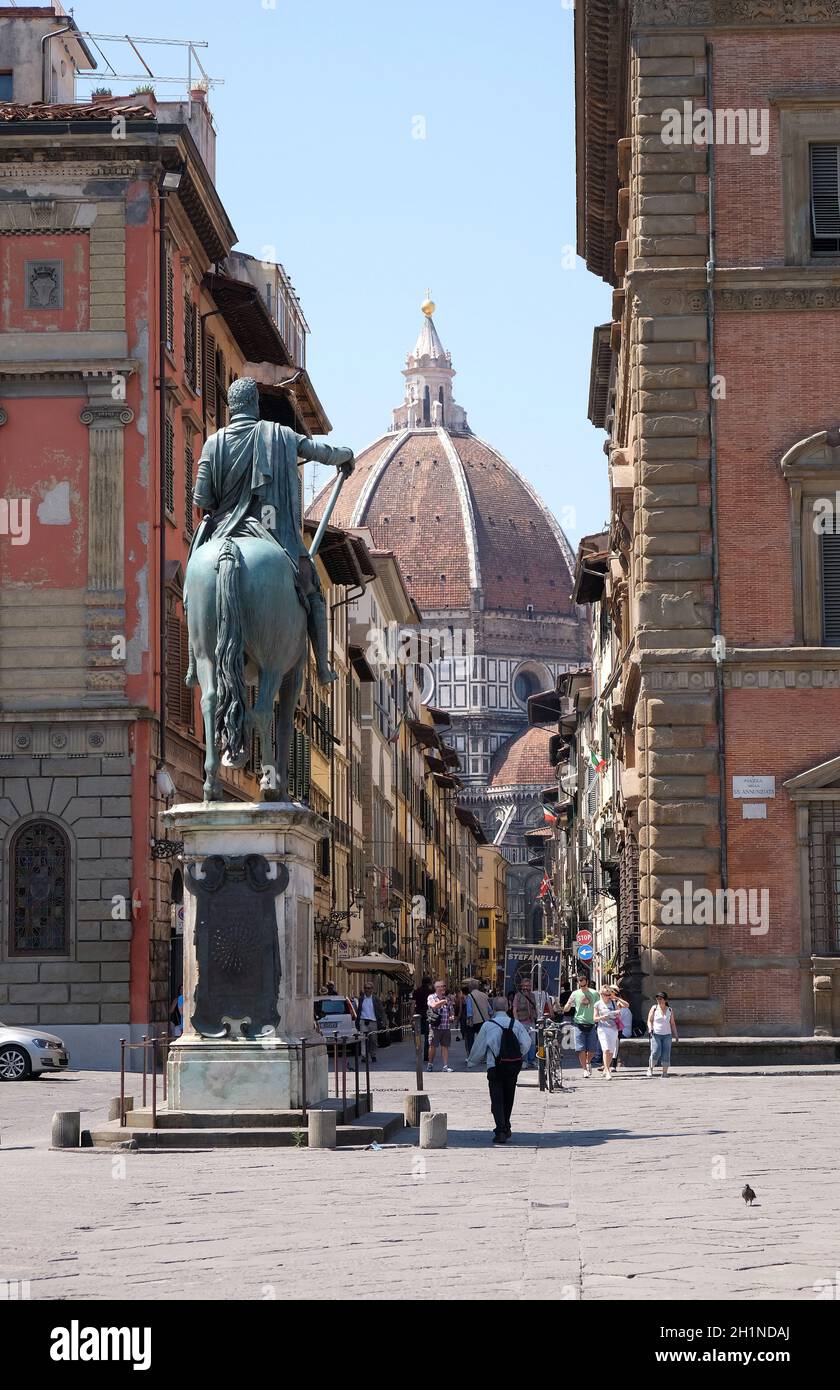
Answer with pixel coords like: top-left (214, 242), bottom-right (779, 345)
top-left (404, 1092), bottom-right (431, 1127)
top-left (51, 1111), bottom-right (80, 1148)
top-left (420, 1111), bottom-right (447, 1148)
top-left (309, 1108), bottom-right (337, 1149)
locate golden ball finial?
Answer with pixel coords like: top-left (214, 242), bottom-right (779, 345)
top-left (421, 289), bottom-right (436, 317)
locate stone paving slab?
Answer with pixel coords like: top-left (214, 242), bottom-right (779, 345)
top-left (0, 1046), bottom-right (837, 1300)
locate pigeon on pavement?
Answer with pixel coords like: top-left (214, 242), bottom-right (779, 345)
top-left (742, 1183), bottom-right (756, 1206)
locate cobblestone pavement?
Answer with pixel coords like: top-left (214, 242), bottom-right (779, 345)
top-left (1, 1045), bottom-right (837, 1301)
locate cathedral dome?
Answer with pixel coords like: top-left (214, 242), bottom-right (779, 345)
top-left (307, 304), bottom-right (578, 622)
top-left (489, 725), bottom-right (555, 789)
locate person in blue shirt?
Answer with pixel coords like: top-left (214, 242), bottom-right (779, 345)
top-left (467, 997), bottom-right (531, 1143)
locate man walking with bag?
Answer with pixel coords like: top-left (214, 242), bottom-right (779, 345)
top-left (467, 995), bottom-right (531, 1143)
top-left (461, 978), bottom-right (492, 1061)
top-left (513, 976), bottom-right (539, 1069)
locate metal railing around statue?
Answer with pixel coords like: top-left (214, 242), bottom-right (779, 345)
top-left (329, 1032), bottom-right (373, 1119)
top-left (118, 1032), bottom-right (170, 1128)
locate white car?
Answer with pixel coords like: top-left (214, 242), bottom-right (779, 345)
top-left (0, 1022), bottom-right (70, 1081)
top-left (313, 995), bottom-right (358, 1043)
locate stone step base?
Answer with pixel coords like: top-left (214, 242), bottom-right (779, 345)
top-left (88, 1111), bottom-right (404, 1150)
top-left (612, 1037), bottom-right (840, 1066)
top-left (122, 1099), bottom-right (365, 1129)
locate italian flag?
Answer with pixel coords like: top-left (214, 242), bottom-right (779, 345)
top-left (543, 807), bottom-right (557, 825)
top-left (589, 748), bottom-right (607, 774)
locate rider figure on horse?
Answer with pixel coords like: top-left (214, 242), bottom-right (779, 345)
top-left (185, 376), bottom-right (354, 688)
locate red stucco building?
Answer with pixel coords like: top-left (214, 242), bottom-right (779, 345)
top-left (0, 5), bottom-right (330, 1065)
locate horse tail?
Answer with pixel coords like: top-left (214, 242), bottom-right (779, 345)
top-left (214, 538), bottom-right (248, 765)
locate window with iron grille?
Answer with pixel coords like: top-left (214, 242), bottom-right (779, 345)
top-left (822, 530), bottom-right (840, 644)
top-left (808, 804), bottom-right (840, 953)
top-left (9, 820), bottom-right (70, 956)
top-left (618, 830), bottom-right (641, 971)
top-left (165, 243), bottom-right (175, 351)
top-left (810, 143), bottom-right (840, 257)
top-left (184, 439), bottom-right (195, 538)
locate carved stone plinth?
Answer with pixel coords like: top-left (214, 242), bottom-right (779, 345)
top-left (163, 802), bottom-right (329, 1110)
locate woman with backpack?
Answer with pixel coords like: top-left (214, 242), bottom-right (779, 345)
top-left (647, 992), bottom-right (679, 1077)
top-left (467, 996), bottom-right (532, 1143)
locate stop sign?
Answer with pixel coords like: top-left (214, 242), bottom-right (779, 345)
top-left (576, 930), bottom-right (593, 946)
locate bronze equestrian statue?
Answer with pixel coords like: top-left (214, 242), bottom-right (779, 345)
top-left (183, 377), bottom-right (354, 802)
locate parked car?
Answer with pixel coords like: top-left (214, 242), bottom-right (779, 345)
top-left (0, 1022), bottom-right (70, 1081)
top-left (313, 995), bottom-right (358, 1043)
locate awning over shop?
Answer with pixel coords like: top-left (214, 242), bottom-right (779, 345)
top-left (405, 718), bottom-right (440, 749)
top-left (527, 688), bottom-right (562, 726)
top-left (348, 645), bottom-right (376, 682)
top-left (342, 953), bottom-right (414, 985)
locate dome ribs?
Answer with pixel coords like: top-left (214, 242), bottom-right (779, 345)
top-left (449, 434), bottom-right (577, 616)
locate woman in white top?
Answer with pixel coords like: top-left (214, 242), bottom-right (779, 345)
top-left (646, 992), bottom-right (679, 1077)
top-left (593, 985), bottom-right (628, 1079)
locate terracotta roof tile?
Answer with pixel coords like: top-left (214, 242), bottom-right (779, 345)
top-left (0, 101), bottom-right (152, 122)
top-left (306, 427), bottom-right (578, 620)
top-left (489, 726), bottom-right (555, 788)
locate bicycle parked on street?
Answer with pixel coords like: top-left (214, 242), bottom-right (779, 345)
top-left (535, 1017), bottom-right (564, 1092)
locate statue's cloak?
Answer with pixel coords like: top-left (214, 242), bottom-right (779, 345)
top-left (187, 417), bottom-right (307, 567)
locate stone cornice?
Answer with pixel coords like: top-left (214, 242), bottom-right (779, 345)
top-left (630, 267), bottom-right (840, 313)
top-left (633, 0), bottom-right (840, 27)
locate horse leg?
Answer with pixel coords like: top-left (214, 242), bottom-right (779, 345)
top-left (275, 658), bottom-right (306, 803)
top-left (253, 666), bottom-right (282, 802)
top-left (196, 655), bottom-right (222, 801)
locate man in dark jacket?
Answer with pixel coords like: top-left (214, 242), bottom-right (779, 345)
top-left (357, 982), bottom-right (386, 1063)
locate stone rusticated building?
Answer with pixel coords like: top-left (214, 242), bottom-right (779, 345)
top-left (309, 304), bottom-right (586, 943)
top-left (578, 0), bottom-right (840, 1034)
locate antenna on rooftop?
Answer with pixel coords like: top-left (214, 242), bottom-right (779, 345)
top-left (73, 32), bottom-right (223, 94)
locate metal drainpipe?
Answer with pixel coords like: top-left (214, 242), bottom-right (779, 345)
top-left (158, 178), bottom-right (168, 769)
top-left (706, 41), bottom-right (729, 890)
top-left (41, 25), bottom-right (74, 103)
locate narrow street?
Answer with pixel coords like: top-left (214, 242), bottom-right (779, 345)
top-left (2, 1043), bottom-right (837, 1302)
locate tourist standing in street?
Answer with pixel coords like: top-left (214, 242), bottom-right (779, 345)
top-left (414, 975), bottom-right (433, 1061)
top-left (357, 982), bottom-right (386, 1063)
top-left (467, 995), bottom-right (531, 1143)
top-left (612, 987), bottom-right (634, 1071)
top-left (647, 992), bottom-right (679, 1077)
top-left (461, 978), bottom-right (492, 1060)
top-left (427, 980), bottom-right (455, 1073)
top-left (513, 977), bottom-right (539, 1069)
top-left (593, 985), bottom-right (628, 1079)
top-left (562, 974), bottom-right (599, 1076)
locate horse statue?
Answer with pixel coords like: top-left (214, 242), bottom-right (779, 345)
top-left (183, 377), bottom-right (354, 802)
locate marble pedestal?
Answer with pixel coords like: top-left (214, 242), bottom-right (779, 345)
top-left (163, 802), bottom-right (328, 1111)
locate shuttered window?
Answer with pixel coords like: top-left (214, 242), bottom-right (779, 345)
top-left (821, 531), bottom-right (840, 644)
top-left (165, 614), bottom-right (193, 729)
top-left (184, 439), bottom-right (195, 537)
top-left (164, 414), bottom-right (175, 516)
top-left (164, 244), bottom-right (175, 351)
top-left (215, 349), bottom-right (227, 425)
top-left (184, 292), bottom-right (198, 391)
top-left (810, 143), bottom-right (840, 256)
top-left (204, 329), bottom-right (217, 419)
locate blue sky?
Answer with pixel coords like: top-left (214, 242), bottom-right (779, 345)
top-left (70, 0), bottom-right (612, 545)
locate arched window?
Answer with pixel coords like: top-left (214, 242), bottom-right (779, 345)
top-left (9, 820), bottom-right (70, 956)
